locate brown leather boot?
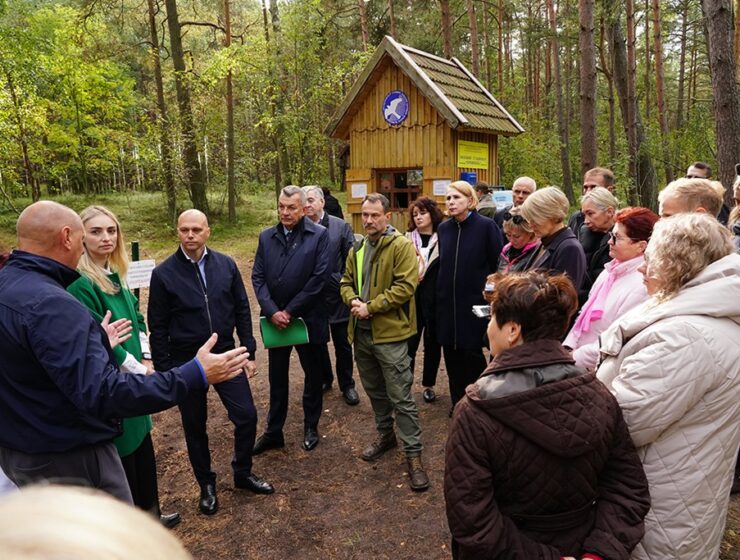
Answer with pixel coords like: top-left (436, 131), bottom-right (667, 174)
top-left (407, 455), bottom-right (430, 492)
top-left (360, 433), bottom-right (397, 462)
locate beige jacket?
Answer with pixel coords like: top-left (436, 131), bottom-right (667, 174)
top-left (597, 253), bottom-right (740, 560)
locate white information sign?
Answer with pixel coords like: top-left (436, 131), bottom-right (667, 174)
top-left (126, 259), bottom-right (156, 289)
top-left (493, 190), bottom-right (513, 209)
top-left (433, 179), bottom-right (451, 196)
top-left (350, 182), bottom-right (368, 199)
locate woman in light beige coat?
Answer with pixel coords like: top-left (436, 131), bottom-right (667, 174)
top-left (597, 213), bottom-right (740, 560)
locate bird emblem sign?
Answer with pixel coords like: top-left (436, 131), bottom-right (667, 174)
top-left (382, 91), bottom-right (409, 126)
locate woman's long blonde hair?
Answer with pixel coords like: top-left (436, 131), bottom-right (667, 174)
top-left (78, 205), bottom-right (129, 295)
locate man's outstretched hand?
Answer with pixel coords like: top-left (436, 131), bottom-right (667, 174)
top-left (196, 333), bottom-right (250, 385)
top-left (102, 310), bottom-right (132, 349)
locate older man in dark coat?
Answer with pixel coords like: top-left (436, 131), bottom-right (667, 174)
top-left (302, 186), bottom-right (359, 406)
top-left (252, 186), bottom-right (330, 453)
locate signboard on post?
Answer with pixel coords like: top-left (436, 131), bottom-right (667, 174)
top-left (126, 259), bottom-right (156, 289)
top-left (457, 140), bottom-right (489, 169)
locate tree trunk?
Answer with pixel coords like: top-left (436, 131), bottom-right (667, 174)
top-left (268, 0), bottom-right (289, 194)
top-left (608, 2), bottom-right (658, 208)
top-left (357, 0), bottom-right (369, 51)
top-left (497, 0), bottom-right (504, 93)
top-left (164, 0), bottom-right (208, 213)
top-left (466, 0), bottom-right (480, 76)
top-left (651, 0), bottom-right (673, 183)
top-left (579, 0), bottom-right (597, 173)
top-left (440, 0), bottom-right (453, 58)
top-left (735, 0), bottom-right (740, 82)
top-left (483, 6), bottom-right (492, 90)
top-left (388, 0), bottom-right (397, 38)
top-left (625, 0), bottom-right (638, 188)
top-left (2, 65), bottom-right (38, 201)
top-left (644, 0), bottom-right (650, 120)
top-left (224, 0), bottom-right (236, 223)
top-left (701, 0), bottom-right (740, 195)
top-left (545, 0), bottom-right (575, 203)
top-left (676, 0), bottom-right (688, 129)
top-left (599, 15), bottom-right (617, 163)
top-left (146, 0), bottom-right (176, 222)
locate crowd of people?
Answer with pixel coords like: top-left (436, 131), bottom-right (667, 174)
top-left (0, 162), bottom-right (739, 559)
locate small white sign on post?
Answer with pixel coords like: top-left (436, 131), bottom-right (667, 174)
top-left (433, 179), bottom-right (451, 196)
top-left (126, 259), bottom-right (156, 289)
top-left (350, 182), bottom-right (367, 199)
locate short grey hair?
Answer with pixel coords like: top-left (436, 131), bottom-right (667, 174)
top-left (281, 185), bottom-right (306, 205)
top-left (581, 186), bottom-right (619, 211)
top-left (302, 185), bottom-right (324, 200)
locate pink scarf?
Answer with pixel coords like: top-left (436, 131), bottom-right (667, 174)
top-left (409, 229), bottom-right (438, 279)
top-left (499, 241), bottom-right (540, 273)
top-left (571, 256), bottom-right (639, 337)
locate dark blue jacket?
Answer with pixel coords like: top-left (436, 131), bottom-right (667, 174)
top-left (252, 217), bottom-right (330, 343)
top-left (522, 226), bottom-right (587, 290)
top-left (0, 251), bottom-right (203, 454)
top-left (436, 212), bottom-right (503, 349)
top-left (319, 213), bottom-right (354, 324)
top-left (148, 247), bottom-right (257, 370)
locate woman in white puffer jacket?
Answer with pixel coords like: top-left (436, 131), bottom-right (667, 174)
top-left (597, 213), bottom-right (740, 560)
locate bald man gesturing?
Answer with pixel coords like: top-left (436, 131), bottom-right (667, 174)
top-left (0, 201), bottom-right (248, 503)
top-left (148, 209), bottom-right (273, 516)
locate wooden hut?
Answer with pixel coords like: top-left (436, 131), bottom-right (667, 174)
top-left (326, 36), bottom-right (524, 233)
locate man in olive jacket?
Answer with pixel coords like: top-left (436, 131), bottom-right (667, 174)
top-left (339, 194), bottom-right (428, 491)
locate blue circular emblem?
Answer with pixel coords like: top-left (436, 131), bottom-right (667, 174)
top-left (382, 91), bottom-right (409, 126)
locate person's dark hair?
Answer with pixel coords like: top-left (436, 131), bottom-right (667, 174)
top-left (489, 271), bottom-right (578, 342)
top-left (407, 196), bottom-right (444, 231)
top-left (615, 207), bottom-right (659, 242)
top-left (363, 193), bottom-right (390, 212)
top-left (585, 167), bottom-right (615, 187)
top-left (475, 181), bottom-right (491, 194)
top-left (691, 161), bottom-right (712, 177)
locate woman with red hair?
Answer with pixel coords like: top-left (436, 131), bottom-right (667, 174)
top-left (564, 207), bottom-right (659, 371)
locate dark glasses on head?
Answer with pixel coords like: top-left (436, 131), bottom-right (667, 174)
top-left (503, 212), bottom-right (525, 225)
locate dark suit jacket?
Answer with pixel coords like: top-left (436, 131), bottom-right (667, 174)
top-left (252, 217), bottom-right (330, 343)
top-left (319, 213), bottom-right (354, 324)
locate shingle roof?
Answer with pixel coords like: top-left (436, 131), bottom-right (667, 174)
top-left (326, 36), bottom-right (524, 138)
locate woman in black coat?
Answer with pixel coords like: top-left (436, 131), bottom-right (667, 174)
top-left (519, 186), bottom-right (586, 291)
top-left (436, 181), bottom-right (503, 408)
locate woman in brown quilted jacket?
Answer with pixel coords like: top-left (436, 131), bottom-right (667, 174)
top-left (444, 271), bottom-right (650, 560)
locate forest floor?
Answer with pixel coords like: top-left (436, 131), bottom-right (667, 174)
top-left (146, 257), bottom-right (740, 560)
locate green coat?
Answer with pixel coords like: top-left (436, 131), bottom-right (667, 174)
top-left (340, 229), bottom-right (418, 344)
top-left (67, 272), bottom-right (152, 457)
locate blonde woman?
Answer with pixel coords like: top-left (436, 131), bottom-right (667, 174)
top-left (520, 186), bottom-right (586, 289)
top-left (497, 206), bottom-right (539, 273)
top-left (67, 206), bottom-right (180, 528)
top-left (0, 485), bottom-right (191, 559)
top-left (597, 213), bottom-right (740, 559)
top-left (436, 181), bottom-right (503, 407)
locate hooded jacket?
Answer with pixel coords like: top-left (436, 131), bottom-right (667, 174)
top-left (597, 253), bottom-right (740, 560)
top-left (340, 226), bottom-right (418, 344)
top-left (445, 340), bottom-right (649, 560)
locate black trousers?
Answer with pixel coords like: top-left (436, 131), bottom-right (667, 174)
top-left (0, 441), bottom-right (132, 503)
top-left (407, 292), bottom-right (442, 388)
top-left (178, 372), bottom-right (257, 487)
top-left (443, 346), bottom-right (487, 406)
top-left (265, 343), bottom-right (324, 437)
top-left (319, 321), bottom-right (355, 391)
top-left (119, 432), bottom-right (160, 513)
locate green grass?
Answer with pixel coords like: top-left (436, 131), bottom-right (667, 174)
top-left (0, 188), bottom-right (308, 262)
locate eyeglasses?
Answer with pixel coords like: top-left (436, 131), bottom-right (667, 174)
top-left (503, 212), bottom-right (525, 225)
top-left (608, 231), bottom-right (641, 244)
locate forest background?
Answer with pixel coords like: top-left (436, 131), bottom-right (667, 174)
top-left (0, 0), bottom-right (738, 232)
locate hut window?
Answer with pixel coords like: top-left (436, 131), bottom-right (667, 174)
top-left (378, 169), bottom-right (422, 211)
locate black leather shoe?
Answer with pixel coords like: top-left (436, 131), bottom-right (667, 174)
top-left (252, 433), bottom-right (285, 456)
top-left (422, 387), bottom-right (436, 403)
top-left (160, 512), bottom-right (182, 529)
top-left (198, 483), bottom-right (218, 515)
top-left (343, 387), bottom-right (360, 406)
top-left (303, 427), bottom-right (319, 451)
top-left (234, 473), bottom-right (275, 495)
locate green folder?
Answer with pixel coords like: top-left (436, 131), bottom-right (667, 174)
top-left (259, 316), bottom-right (310, 348)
